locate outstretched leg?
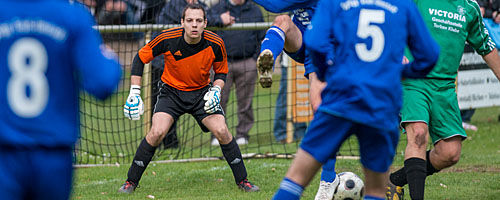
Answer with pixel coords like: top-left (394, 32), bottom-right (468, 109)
top-left (258, 15), bottom-right (302, 88)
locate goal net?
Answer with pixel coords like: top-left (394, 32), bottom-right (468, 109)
top-left (74, 0), bottom-right (362, 166)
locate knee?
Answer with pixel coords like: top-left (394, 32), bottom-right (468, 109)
top-left (439, 150), bottom-right (461, 166)
top-left (273, 15), bottom-right (292, 27)
top-left (147, 127), bottom-right (167, 146)
top-left (407, 124), bottom-right (428, 148)
top-left (212, 126), bottom-right (231, 141)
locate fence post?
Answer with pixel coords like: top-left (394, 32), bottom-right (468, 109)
top-left (143, 30), bottom-right (152, 136)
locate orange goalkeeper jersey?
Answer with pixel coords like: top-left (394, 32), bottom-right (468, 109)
top-left (138, 27), bottom-right (228, 91)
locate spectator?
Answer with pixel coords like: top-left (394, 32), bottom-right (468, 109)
top-left (96, 0), bottom-right (145, 25)
top-left (478, 0), bottom-right (500, 23)
top-left (208, 0), bottom-right (265, 146)
top-left (140, 0), bottom-right (166, 24)
top-left (152, 0), bottom-right (235, 148)
top-left (274, 55), bottom-right (308, 143)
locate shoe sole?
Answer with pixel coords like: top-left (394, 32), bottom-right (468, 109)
top-left (257, 50), bottom-right (274, 88)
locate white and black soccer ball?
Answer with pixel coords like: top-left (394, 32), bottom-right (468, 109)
top-left (333, 172), bottom-right (365, 200)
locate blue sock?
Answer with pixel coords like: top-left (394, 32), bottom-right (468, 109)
top-left (272, 177), bottom-right (304, 200)
top-left (261, 26), bottom-right (285, 63)
top-left (364, 195), bottom-right (384, 200)
top-left (320, 159), bottom-right (337, 182)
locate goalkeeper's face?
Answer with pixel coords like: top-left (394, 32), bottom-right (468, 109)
top-left (182, 8), bottom-right (207, 43)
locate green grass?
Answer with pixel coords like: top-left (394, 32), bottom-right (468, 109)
top-left (73, 106), bottom-right (500, 199)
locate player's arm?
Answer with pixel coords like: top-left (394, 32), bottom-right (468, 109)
top-left (304, 0), bottom-right (335, 81)
top-left (404, 4), bottom-right (440, 78)
top-left (204, 35), bottom-right (228, 113)
top-left (482, 48), bottom-right (500, 81)
top-left (72, 6), bottom-right (121, 100)
top-left (124, 33), bottom-right (170, 120)
top-left (252, 0), bottom-right (318, 13)
top-left (308, 72), bottom-right (326, 112)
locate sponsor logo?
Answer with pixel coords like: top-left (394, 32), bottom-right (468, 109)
top-left (429, 8), bottom-right (466, 22)
top-left (134, 160), bottom-right (144, 167)
top-left (230, 158), bottom-right (241, 164)
top-left (174, 50), bottom-right (182, 56)
top-left (457, 5), bottom-right (465, 15)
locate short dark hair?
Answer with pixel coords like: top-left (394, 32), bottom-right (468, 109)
top-left (182, 4), bottom-right (206, 20)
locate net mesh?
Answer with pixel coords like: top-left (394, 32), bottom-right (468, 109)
top-left (74, 0), bottom-right (362, 166)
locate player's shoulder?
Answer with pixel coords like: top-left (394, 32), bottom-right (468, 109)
top-left (157, 27), bottom-right (184, 39)
top-left (203, 30), bottom-right (224, 46)
top-left (464, 0), bottom-right (482, 10)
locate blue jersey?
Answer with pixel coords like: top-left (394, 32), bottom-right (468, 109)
top-left (305, 0), bottom-right (439, 129)
top-left (0, 0), bottom-right (122, 148)
top-left (252, 0), bottom-right (318, 13)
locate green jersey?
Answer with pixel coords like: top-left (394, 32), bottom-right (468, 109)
top-left (414, 0), bottom-right (495, 79)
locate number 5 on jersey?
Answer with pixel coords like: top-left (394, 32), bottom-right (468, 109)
top-left (355, 9), bottom-right (385, 62)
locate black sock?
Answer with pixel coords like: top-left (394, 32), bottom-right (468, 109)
top-left (390, 167), bottom-right (408, 187)
top-left (426, 150), bottom-right (440, 176)
top-left (127, 138), bottom-right (157, 184)
top-left (220, 138), bottom-right (247, 184)
top-left (405, 158), bottom-right (427, 200)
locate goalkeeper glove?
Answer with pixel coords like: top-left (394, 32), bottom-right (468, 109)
top-left (203, 85), bottom-right (222, 114)
top-left (124, 85), bottom-right (144, 120)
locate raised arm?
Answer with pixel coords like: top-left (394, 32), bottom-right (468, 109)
top-left (252, 0), bottom-right (318, 13)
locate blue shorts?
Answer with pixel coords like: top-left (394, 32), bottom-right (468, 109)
top-left (0, 147), bottom-right (73, 200)
top-left (300, 111), bottom-right (399, 173)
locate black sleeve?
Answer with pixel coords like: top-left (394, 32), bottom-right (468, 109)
top-left (131, 54), bottom-right (145, 76)
top-left (214, 73), bottom-right (227, 82)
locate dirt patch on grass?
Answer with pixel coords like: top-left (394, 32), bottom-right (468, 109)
top-left (441, 165), bottom-right (500, 173)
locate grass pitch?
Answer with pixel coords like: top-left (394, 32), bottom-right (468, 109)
top-left (72, 106), bottom-right (500, 199)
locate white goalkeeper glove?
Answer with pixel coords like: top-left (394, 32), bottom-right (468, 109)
top-left (124, 85), bottom-right (144, 120)
top-left (203, 85), bottom-right (222, 114)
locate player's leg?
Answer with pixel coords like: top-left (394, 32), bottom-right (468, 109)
top-left (0, 150), bottom-right (28, 199)
top-left (202, 114), bottom-right (260, 192)
top-left (428, 136), bottom-right (462, 170)
top-left (233, 58), bottom-right (257, 144)
top-left (388, 80), bottom-right (431, 200)
top-left (258, 15), bottom-right (302, 88)
top-left (388, 122), bottom-right (429, 200)
top-left (357, 124), bottom-right (399, 199)
top-left (314, 159), bottom-right (339, 200)
top-left (118, 112), bottom-right (174, 193)
top-left (363, 168), bottom-right (389, 200)
top-left (274, 112), bottom-right (352, 200)
top-left (427, 83), bottom-right (465, 170)
top-left (273, 148), bottom-right (322, 200)
top-left (211, 61), bottom-right (235, 146)
top-left (32, 149), bottom-right (73, 200)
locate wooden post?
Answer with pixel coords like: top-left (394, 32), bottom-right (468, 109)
top-left (142, 30), bottom-right (152, 136)
top-left (286, 55), bottom-right (294, 143)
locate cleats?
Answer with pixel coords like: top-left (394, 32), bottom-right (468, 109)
top-left (257, 49), bottom-right (274, 88)
top-left (386, 182), bottom-right (404, 200)
top-left (118, 181), bottom-right (137, 194)
top-left (314, 175), bottom-right (340, 200)
top-left (236, 137), bottom-right (248, 145)
top-left (237, 179), bottom-right (260, 192)
top-left (211, 138), bottom-right (220, 146)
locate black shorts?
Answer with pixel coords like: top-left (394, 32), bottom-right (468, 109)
top-left (154, 82), bottom-right (224, 132)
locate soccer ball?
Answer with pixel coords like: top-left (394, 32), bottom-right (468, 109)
top-left (333, 172), bottom-right (365, 200)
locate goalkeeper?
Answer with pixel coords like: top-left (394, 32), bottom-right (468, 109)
top-left (119, 4), bottom-right (259, 194)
